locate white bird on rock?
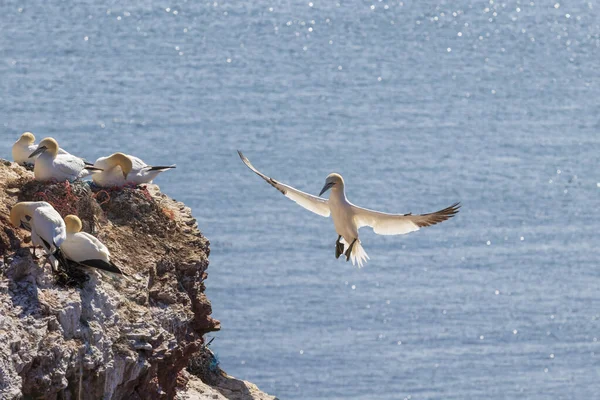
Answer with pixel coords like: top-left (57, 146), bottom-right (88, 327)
top-left (29, 137), bottom-right (102, 182)
top-left (9, 201), bottom-right (68, 269)
top-left (92, 153), bottom-right (175, 187)
top-left (238, 151), bottom-right (460, 267)
top-left (91, 153), bottom-right (133, 187)
top-left (60, 215), bottom-right (125, 275)
top-left (12, 132), bottom-right (68, 165)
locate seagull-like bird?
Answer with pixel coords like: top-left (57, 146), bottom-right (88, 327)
top-left (12, 132), bottom-right (69, 165)
top-left (92, 152), bottom-right (175, 187)
top-left (60, 215), bottom-right (125, 274)
top-left (10, 201), bottom-right (68, 270)
top-left (29, 137), bottom-right (102, 181)
top-left (238, 151), bottom-right (460, 267)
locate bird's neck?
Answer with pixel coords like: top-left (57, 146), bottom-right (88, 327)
top-left (329, 186), bottom-right (348, 204)
top-left (44, 149), bottom-right (59, 158)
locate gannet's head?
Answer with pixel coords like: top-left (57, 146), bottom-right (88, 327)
top-left (319, 173), bottom-right (344, 196)
top-left (106, 153), bottom-right (133, 179)
top-left (18, 132), bottom-right (35, 145)
top-left (9, 201), bottom-right (44, 229)
top-left (9, 203), bottom-right (30, 229)
top-left (29, 137), bottom-right (59, 158)
top-left (64, 215), bottom-right (83, 233)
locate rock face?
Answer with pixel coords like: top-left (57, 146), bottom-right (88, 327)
top-left (0, 160), bottom-right (276, 400)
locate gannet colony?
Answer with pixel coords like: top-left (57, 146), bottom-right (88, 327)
top-left (9, 132), bottom-right (176, 277)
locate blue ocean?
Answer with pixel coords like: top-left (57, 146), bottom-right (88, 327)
top-left (1, 1), bottom-right (599, 398)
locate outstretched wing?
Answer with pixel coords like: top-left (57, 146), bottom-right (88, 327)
top-left (353, 202), bottom-right (460, 235)
top-left (238, 151), bottom-right (331, 217)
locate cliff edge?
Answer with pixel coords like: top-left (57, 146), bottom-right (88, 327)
top-left (0, 160), bottom-right (275, 400)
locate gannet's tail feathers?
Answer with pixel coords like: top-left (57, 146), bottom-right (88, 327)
top-left (341, 238), bottom-right (370, 268)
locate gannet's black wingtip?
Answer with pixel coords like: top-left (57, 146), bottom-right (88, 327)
top-left (78, 258), bottom-right (126, 275)
top-left (146, 165), bottom-right (176, 171)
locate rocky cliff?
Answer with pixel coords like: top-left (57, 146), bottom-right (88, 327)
top-left (0, 160), bottom-right (275, 400)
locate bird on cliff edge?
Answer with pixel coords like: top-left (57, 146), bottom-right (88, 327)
top-left (91, 152), bottom-right (175, 187)
top-left (12, 132), bottom-right (69, 166)
top-left (9, 201), bottom-right (69, 270)
top-left (29, 137), bottom-right (103, 182)
top-left (60, 215), bottom-right (126, 275)
top-left (238, 151), bottom-right (460, 268)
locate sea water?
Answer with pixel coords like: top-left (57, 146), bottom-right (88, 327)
top-left (1, 1), bottom-right (599, 398)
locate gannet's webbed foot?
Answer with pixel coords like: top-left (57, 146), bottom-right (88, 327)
top-left (345, 238), bottom-right (357, 262)
top-left (335, 235), bottom-right (344, 259)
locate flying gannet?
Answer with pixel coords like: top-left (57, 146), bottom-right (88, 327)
top-left (12, 132), bottom-right (69, 165)
top-left (92, 153), bottom-right (175, 186)
top-left (29, 137), bottom-right (102, 181)
top-left (10, 201), bottom-right (68, 269)
top-left (238, 151), bottom-right (460, 267)
top-left (61, 215), bottom-right (125, 274)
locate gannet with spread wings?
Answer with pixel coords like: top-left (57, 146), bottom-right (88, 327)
top-left (238, 151), bottom-right (460, 267)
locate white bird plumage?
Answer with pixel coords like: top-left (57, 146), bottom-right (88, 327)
top-left (60, 215), bottom-right (125, 274)
top-left (92, 153), bottom-right (175, 187)
top-left (10, 201), bottom-right (67, 268)
top-left (30, 137), bottom-right (101, 181)
top-left (238, 151), bottom-right (460, 268)
top-left (12, 132), bottom-right (68, 165)
top-left (92, 153), bottom-right (133, 187)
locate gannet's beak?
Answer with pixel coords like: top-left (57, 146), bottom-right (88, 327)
top-left (122, 170), bottom-right (129, 179)
top-left (29, 146), bottom-right (47, 158)
top-left (319, 181), bottom-right (334, 197)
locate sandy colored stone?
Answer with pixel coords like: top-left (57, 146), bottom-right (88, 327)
top-left (177, 371), bottom-right (277, 400)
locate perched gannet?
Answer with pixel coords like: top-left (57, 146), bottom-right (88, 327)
top-left (60, 215), bottom-right (125, 274)
top-left (91, 153), bottom-right (133, 187)
top-left (29, 137), bottom-right (102, 181)
top-left (10, 201), bottom-right (68, 269)
top-left (12, 132), bottom-right (69, 165)
top-left (238, 151), bottom-right (460, 267)
top-left (92, 153), bottom-right (175, 186)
